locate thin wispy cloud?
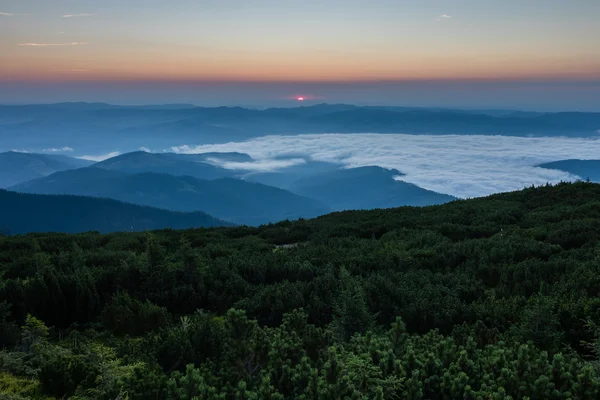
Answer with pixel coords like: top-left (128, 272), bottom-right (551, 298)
top-left (207, 158), bottom-right (307, 172)
top-left (43, 147), bottom-right (74, 152)
top-left (0, 12), bottom-right (27, 16)
top-left (436, 14), bottom-right (452, 22)
top-left (77, 151), bottom-right (120, 162)
top-left (62, 13), bottom-right (93, 18)
top-left (170, 145), bottom-right (193, 153)
top-left (170, 133), bottom-right (600, 199)
top-left (18, 42), bottom-right (88, 47)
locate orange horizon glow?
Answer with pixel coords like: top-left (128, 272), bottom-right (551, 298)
top-left (3, 65), bottom-right (600, 83)
top-left (3, 44), bottom-right (600, 83)
top-left (1, 1), bottom-right (599, 110)
top-left (2, 1), bottom-right (599, 84)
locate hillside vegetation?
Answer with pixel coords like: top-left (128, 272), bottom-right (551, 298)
top-left (2, 182), bottom-right (600, 398)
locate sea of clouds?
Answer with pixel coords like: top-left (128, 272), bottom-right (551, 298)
top-left (170, 133), bottom-right (600, 198)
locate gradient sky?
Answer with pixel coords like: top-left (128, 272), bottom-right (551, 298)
top-left (1, 0), bottom-right (599, 109)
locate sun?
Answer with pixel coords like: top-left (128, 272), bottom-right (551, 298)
top-left (296, 97), bottom-right (304, 101)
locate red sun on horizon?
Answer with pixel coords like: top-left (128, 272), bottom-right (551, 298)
top-left (284, 94), bottom-right (319, 102)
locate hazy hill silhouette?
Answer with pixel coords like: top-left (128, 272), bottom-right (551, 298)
top-left (0, 189), bottom-right (229, 235)
top-left (2, 103), bottom-right (599, 154)
top-left (538, 159), bottom-right (600, 182)
top-left (289, 166), bottom-right (456, 210)
top-left (0, 151), bottom-right (93, 188)
top-left (12, 168), bottom-right (330, 226)
top-left (93, 151), bottom-right (237, 180)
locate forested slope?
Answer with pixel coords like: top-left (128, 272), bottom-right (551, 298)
top-left (2, 182), bottom-right (600, 399)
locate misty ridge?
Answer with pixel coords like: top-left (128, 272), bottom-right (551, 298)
top-left (3, 150), bottom-right (455, 229)
top-left (1, 102), bottom-right (600, 155)
top-left (1, 102), bottom-right (600, 234)
top-left (0, 189), bottom-right (230, 235)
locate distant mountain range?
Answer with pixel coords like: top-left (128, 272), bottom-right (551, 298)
top-left (0, 150), bottom-right (246, 188)
top-left (6, 150), bottom-right (458, 228)
top-left (11, 166), bottom-right (331, 226)
top-left (243, 160), bottom-right (344, 189)
top-left (4, 102), bottom-right (596, 234)
top-left (1, 102), bottom-right (599, 154)
top-left (538, 159), bottom-right (600, 182)
top-left (92, 151), bottom-right (237, 180)
top-left (289, 166), bottom-right (456, 210)
top-left (0, 151), bottom-right (93, 188)
top-left (0, 189), bottom-right (229, 235)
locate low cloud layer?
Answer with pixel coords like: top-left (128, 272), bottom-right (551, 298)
top-left (171, 133), bottom-right (600, 198)
top-left (206, 157), bottom-right (307, 172)
top-left (77, 151), bottom-right (120, 162)
top-left (43, 147), bottom-right (73, 152)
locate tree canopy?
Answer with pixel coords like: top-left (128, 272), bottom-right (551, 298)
top-left (1, 181), bottom-right (600, 399)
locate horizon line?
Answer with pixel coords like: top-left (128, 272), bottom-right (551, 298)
top-left (2, 77), bottom-right (600, 85)
top-left (0, 100), bottom-right (598, 114)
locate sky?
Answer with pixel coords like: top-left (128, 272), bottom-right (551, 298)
top-left (1, 0), bottom-right (600, 109)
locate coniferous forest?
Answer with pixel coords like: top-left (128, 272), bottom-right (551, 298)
top-left (3, 181), bottom-right (600, 399)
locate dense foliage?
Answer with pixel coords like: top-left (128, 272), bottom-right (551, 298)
top-left (2, 181), bottom-right (600, 399)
